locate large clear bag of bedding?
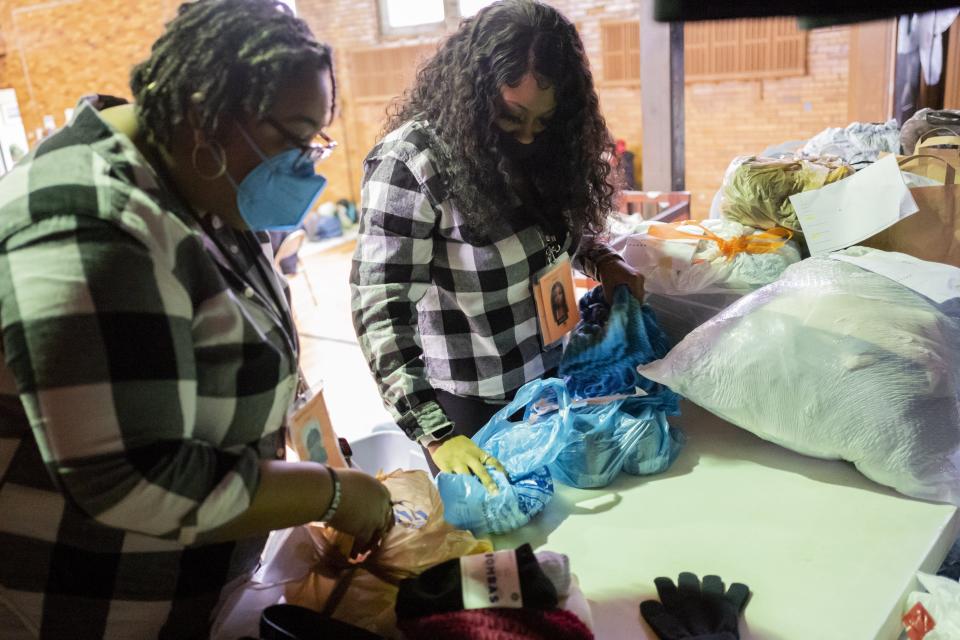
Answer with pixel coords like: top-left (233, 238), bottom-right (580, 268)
top-left (640, 248), bottom-right (960, 505)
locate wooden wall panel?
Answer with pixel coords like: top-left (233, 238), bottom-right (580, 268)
top-left (847, 19), bottom-right (895, 122)
top-left (600, 21), bottom-right (641, 86)
top-left (685, 17), bottom-right (806, 83)
top-left (349, 43), bottom-right (436, 102)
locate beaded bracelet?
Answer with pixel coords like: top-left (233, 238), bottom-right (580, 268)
top-left (320, 465), bottom-right (342, 523)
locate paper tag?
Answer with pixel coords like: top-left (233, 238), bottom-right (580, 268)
top-left (791, 155), bottom-right (919, 256)
top-left (460, 550), bottom-right (523, 609)
top-left (832, 248), bottom-right (960, 303)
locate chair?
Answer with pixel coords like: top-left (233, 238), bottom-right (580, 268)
top-left (273, 229), bottom-right (320, 306)
top-left (616, 190), bottom-right (692, 222)
top-left (347, 430), bottom-right (431, 474)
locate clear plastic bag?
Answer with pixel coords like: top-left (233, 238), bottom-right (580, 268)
top-left (643, 291), bottom-right (744, 343)
top-left (641, 251), bottom-right (960, 504)
top-left (799, 119), bottom-right (900, 169)
top-left (620, 219), bottom-right (802, 296)
top-left (903, 572), bottom-right (960, 639)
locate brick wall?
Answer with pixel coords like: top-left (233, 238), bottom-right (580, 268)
top-left (0, 0), bottom-right (177, 141)
top-left (298, 0), bottom-right (850, 215)
top-left (684, 26), bottom-right (850, 215)
top-left (296, 0), bottom-right (443, 204)
top-left (0, 0), bottom-right (851, 217)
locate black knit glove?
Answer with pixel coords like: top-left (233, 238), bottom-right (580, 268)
top-left (640, 572), bottom-right (750, 640)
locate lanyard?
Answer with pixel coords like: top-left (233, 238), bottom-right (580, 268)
top-left (143, 147), bottom-right (299, 366)
top-left (542, 230), bottom-right (561, 264)
top-left (197, 218), bottom-right (300, 364)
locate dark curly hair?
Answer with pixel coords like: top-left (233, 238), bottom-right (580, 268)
top-left (131, 0), bottom-right (334, 150)
top-left (384, 0), bottom-right (617, 237)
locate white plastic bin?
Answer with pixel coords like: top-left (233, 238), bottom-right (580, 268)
top-left (348, 429), bottom-right (431, 475)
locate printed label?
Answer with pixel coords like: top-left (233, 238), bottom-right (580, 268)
top-left (460, 550), bottom-right (523, 610)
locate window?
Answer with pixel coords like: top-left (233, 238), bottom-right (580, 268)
top-left (600, 21), bottom-right (641, 86)
top-left (381, 0), bottom-right (445, 30)
top-left (684, 18), bottom-right (807, 82)
top-left (458, 0), bottom-right (496, 18)
top-left (378, 0), bottom-right (496, 36)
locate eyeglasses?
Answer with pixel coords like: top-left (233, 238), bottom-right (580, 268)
top-left (264, 115), bottom-right (337, 162)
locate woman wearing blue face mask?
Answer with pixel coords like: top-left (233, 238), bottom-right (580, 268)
top-left (351, 0), bottom-right (645, 493)
top-left (0, 1), bottom-right (392, 638)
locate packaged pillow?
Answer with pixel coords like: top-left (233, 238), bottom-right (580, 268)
top-left (640, 251), bottom-right (960, 504)
top-left (620, 219), bottom-right (802, 296)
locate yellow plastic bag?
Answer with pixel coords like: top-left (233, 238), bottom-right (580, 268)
top-left (720, 155), bottom-right (853, 235)
top-left (284, 470), bottom-right (493, 638)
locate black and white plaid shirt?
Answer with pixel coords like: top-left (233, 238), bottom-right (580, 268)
top-left (350, 121), bottom-right (615, 442)
top-left (0, 104), bottom-right (299, 638)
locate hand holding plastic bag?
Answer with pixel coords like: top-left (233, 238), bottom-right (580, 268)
top-left (437, 379), bottom-right (572, 535)
top-left (285, 470), bottom-right (492, 638)
top-left (551, 286), bottom-right (684, 488)
top-left (429, 435), bottom-right (506, 494)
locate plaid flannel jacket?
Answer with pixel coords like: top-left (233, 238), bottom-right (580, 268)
top-left (0, 104), bottom-right (299, 639)
top-left (350, 121), bottom-right (616, 442)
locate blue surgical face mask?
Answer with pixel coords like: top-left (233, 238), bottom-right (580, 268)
top-left (228, 127), bottom-right (328, 231)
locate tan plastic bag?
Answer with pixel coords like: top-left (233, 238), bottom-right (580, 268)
top-left (284, 470), bottom-right (493, 638)
top-left (861, 155), bottom-right (960, 267)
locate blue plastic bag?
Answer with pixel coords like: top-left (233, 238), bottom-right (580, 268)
top-left (437, 467), bottom-right (553, 535)
top-left (548, 285), bottom-right (685, 488)
top-left (560, 285), bottom-right (676, 400)
top-left (548, 397), bottom-right (685, 488)
top-left (437, 379), bottom-right (572, 535)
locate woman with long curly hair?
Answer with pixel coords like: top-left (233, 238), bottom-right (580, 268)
top-left (351, 0), bottom-right (643, 489)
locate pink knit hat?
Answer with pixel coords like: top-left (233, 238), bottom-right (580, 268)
top-left (398, 608), bottom-right (593, 640)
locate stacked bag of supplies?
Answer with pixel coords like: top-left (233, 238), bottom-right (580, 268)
top-left (438, 286), bottom-right (684, 535)
top-left (617, 218), bottom-right (802, 340)
top-left (640, 249), bottom-right (960, 505)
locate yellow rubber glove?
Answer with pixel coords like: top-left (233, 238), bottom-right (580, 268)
top-left (428, 435), bottom-right (507, 494)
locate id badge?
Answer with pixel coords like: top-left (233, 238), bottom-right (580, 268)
top-left (531, 254), bottom-right (580, 346)
top-left (287, 385), bottom-right (348, 468)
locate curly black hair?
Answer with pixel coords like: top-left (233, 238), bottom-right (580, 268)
top-left (385, 0), bottom-right (617, 237)
top-left (131, 0), bottom-right (334, 150)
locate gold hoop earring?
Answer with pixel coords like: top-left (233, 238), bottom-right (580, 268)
top-left (191, 132), bottom-right (227, 181)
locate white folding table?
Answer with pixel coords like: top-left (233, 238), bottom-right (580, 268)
top-left (492, 401), bottom-right (960, 640)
